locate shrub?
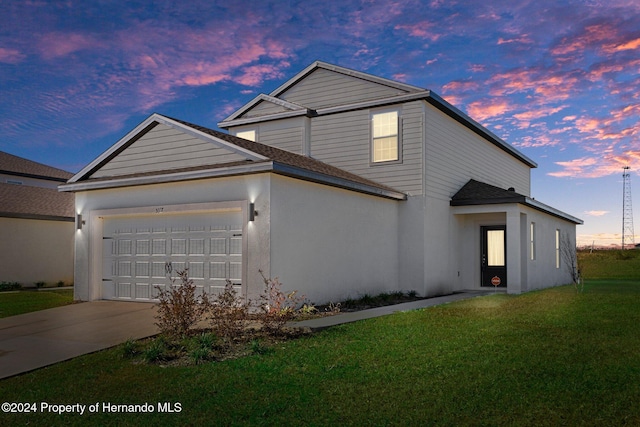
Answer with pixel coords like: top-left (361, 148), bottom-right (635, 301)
top-left (121, 339), bottom-right (138, 359)
top-left (250, 339), bottom-right (274, 356)
top-left (257, 270), bottom-right (305, 333)
top-left (194, 331), bottom-right (217, 350)
top-left (208, 280), bottom-right (249, 339)
top-left (35, 281), bottom-right (46, 289)
top-left (143, 337), bottom-right (167, 363)
top-left (154, 270), bottom-right (210, 338)
top-left (189, 347), bottom-right (211, 365)
top-left (0, 281), bottom-right (21, 292)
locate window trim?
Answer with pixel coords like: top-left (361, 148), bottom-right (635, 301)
top-left (370, 108), bottom-right (403, 165)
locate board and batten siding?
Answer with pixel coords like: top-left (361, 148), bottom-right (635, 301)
top-left (280, 68), bottom-right (410, 109)
top-left (310, 101), bottom-right (423, 195)
top-left (424, 104), bottom-right (531, 201)
top-left (91, 123), bottom-right (247, 178)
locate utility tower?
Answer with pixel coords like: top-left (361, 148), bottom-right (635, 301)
top-left (622, 166), bottom-right (635, 250)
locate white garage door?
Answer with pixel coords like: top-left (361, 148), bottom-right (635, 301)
top-left (102, 211), bottom-right (243, 301)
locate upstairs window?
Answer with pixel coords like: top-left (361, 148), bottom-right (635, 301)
top-left (372, 111), bottom-right (399, 163)
top-left (236, 130), bottom-right (256, 142)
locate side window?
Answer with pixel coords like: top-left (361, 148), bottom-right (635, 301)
top-left (236, 130), bottom-right (256, 142)
top-left (372, 110), bottom-right (400, 163)
top-left (530, 222), bottom-right (536, 261)
top-left (555, 229), bottom-right (560, 269)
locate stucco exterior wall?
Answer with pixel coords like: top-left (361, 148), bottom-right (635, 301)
top-left (524, 207), bottom-right (576, 290)
top-left (73, 174), bottom-right (272, 301)
top-left (452, 204), bottom-right (577, 293)
top-left (0, 217), bottom-right (74, 286)
top-left (269, 174), bottom-right (401, 304)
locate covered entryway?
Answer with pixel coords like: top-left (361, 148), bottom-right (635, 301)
top-left (102, 210), bottom-right (243, 301)
top-left (481, 225), bottom-right (507, 288)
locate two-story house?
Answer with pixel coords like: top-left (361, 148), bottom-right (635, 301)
top-left (61, 61), bottom-right (582, 303)
top-left (1, 151), bottom-right (75, 285)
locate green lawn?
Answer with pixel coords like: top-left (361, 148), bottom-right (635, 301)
top-left (0, 289), bottom-right (74, 318)
top-left (578, 248), bottom-right (640, 279)
top-left (1, 279), bottom-right (639, 426)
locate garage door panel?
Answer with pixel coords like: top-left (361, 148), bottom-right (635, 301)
top-left (103, 211), bottom-right (243, 301)
top-left (188, 262), bottom-right (205, 279)
top-left (136, 283), bottom-right (151, 299)
top-left (117, 282), bottom-right (132, 298)
top-left (171, 239), bottom-right (187, 255)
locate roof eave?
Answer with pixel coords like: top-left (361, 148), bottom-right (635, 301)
top-left (0, 212), bottom-right (74, 222)
top-left (59, 162), bottom-right (274, 192)
top-left (272, 162), bottom-right (407, 201)
top-left (219, 109), bottom-right (314, 129)
top-left (525, 197), bottom-right (583, 224)
top-left (59, 159), bottom-right (406, 201)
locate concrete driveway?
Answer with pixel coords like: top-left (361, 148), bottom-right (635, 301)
top-left (0, 301), bottom-right (158, 380)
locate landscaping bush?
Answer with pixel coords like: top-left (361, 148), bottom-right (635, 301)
top-left (208, 280), bottom-right (249, 339)
top-left (0, 281), bottom-right (21, 292)
top-left (154, 269), bottom-right (211, 338)
top-left (258, 270), bottom-right (306, 333)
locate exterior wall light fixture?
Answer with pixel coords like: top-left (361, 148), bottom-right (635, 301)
top-left (76, 214), bottom-right (85, 230)
top-left (249, 203), bottom-right (258, 221)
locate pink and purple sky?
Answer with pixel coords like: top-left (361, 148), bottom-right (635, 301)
top-left (1, 0), bottom-right (639, 247)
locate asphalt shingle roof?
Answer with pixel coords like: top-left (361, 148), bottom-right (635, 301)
top-left (170, 117), bottom-right (403, 195)
top-left (450, 179), bottom-right (526, 206)
top-left (0, 182), bottom-right (74, 220)
top-left (0, 151), bottom-right (73, 181)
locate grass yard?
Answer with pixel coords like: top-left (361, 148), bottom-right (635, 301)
top-left (1, 278), bottom-right (639, 426)
top-left (578, 248), bottom-right (640, 279)
top-left (0, 289), bottom-right (74, 318)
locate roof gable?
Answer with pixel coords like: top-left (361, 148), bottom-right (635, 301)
top-left (69, 114), bottom-right (268, 183)
top-left (271, 61), bottom-right (424, 99)
top-left (223, 94), bottom-right (310, 123)
top-left (219, 61), bottom-right (425, 125)
top-left (275, 65), bottom-right (419, 110)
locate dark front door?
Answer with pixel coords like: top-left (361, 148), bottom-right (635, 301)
top-left (481, 226), bottom-right (507, 288)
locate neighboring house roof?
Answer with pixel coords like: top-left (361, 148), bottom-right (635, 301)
top-left (61, 114), bottom-right (407, 201)
top-left (218, 61), bottom-right (538, 169)
top-left (0, 151), bottom-right (73, 182)
top-left (0, 182), bottom-right (74, 221)
top-left (451, 179), bottom-right (583, 224)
